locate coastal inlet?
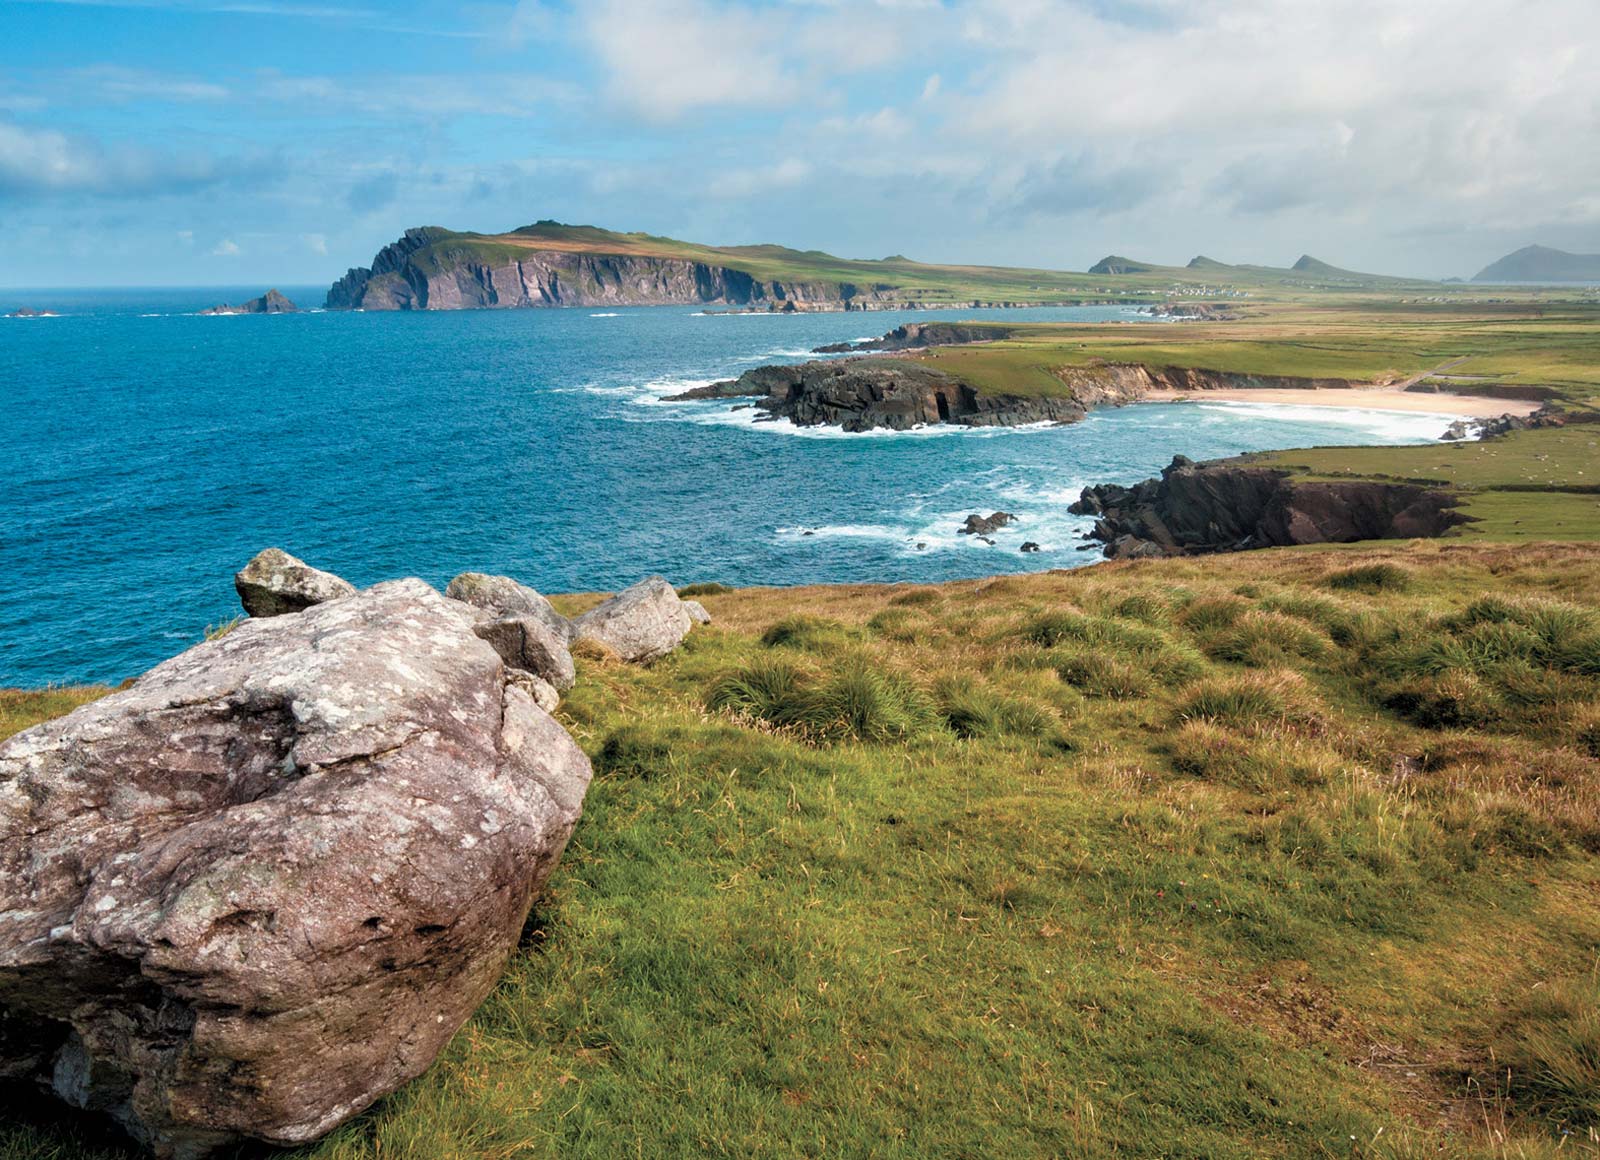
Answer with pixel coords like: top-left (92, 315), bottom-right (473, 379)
top-left (0, 294), bottom-right (1472, 686)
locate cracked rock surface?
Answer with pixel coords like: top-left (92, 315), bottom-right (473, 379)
top-left (0, 579), bottom-right (592, 1158)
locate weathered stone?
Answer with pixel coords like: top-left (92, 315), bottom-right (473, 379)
top-left (683, 600), bottom-right (712, 625)
top-left (508, 670), bottom-right (560, 713)
top-left (444, 573), bottom-right (570, 640)
top-left (0, 580), bottom-right (591, 1158)
top-left (571, 576), bottom-right (691, 663)
top-left (1020, 541), bottom-right (1042, 553)
top-left (473, 615), bottom-right (575, 691)
top-left (233, 548), bottom-right (355, 617)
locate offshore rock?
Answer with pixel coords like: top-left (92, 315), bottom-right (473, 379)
top-left (0, 580), bottom-right (592, 1157)
top-left (571, 576), bottom-right (693, 663)
top-left (233, 548), bottom-right (356, 617)
top-left (959, 512), bottom-right (1016, 536)
top-left (199, 290), bottom-right (299, 316)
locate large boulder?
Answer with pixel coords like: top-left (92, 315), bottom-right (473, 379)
top-left (473, 615), bottom-right (576, 691)
top-left (0, 580), bottom-right (592, 1158)
top-left (233, 548), bottom-right (355, 617)
top-left (571, 576), bottom-right (693, 663)
top-left (445, 572), bottom-right (569, 640)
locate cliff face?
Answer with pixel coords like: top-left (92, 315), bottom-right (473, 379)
top-left (325, 230), bottom-right (900, 311)
top-left (1070, 456), bottom-right (1472, 558)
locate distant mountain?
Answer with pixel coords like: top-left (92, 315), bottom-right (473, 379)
top-left (1186, 256), bottom-right (1232, 271)
top-left (1088, 255), bottom-right (1156, 275)
top-left (1473, 244), bottom-right (1600, 283)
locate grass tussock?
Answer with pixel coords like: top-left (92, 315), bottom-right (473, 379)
top-left (1324, 561), bottom-right (1415, 594)
top-left (1494, 973), bottom-right (1600, 1130)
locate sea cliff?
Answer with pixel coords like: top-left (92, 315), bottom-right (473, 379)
top-left (326, 227), bottom-right (904, 311)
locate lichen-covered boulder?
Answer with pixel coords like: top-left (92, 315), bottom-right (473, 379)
top-left (571, 576), bottom-right (693, 663)
top-left (444, 572), bottom-right (570, 640)
top-left (233, 547), bottom-right (355, 617)
top-left (473, 615), bottom-right (576, 691)
top-left (0, 580), bottom-right (591, 1159)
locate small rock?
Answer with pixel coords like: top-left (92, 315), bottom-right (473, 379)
top-left (508, 669), bottom-right (561, 712)
top-left (959, 511), bottom-right (1017, 536)
top-left (234, 547), bottom-right (356, 617)
top-left (473, 615), bottom-right (575, 690)
top-left (571, 576), bottom-right (692, 663)
top-left (683, 600), bottom-right (712, 625)
top-left (1020, 541), bottom-right (1042, 553)
top-left (445, 572), bottom-right (570, 640)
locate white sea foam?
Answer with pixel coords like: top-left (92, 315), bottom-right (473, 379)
top-left (590, 312), bottom-right (620, 318)
top-left (1181, 400), bottom-right (1469, 442)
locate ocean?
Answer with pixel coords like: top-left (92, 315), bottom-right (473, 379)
top-left (2, 287), bottom-right (1467, 685)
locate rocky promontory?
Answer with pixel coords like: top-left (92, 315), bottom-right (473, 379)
top-left (326, 227), bottom-right (903, 312)
top-left (1070, 455), bottom-right (1471, 558)
top-left (667, 359), bottom-right (1116, 432)
top-left (811, 321), bottom-right (1015, 354)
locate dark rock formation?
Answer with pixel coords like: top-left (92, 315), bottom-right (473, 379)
top-left (811, 322), bottom-right (1013, 355)
top-left (1020, 542), bottom-right (1042, 553)
top-left (199, 289), bottom-right (299, 316)
top-left (234, 548), bottom-right (356, 617)
top-left (571, 576), bottom-right (694, 663)
top-left (1070, 455), bottom-right (1471, 558)
top-left (959, 512), bottom-right (1017, 536)
top-left (669, 360), bottom-right (1102, 433)
top-left (7, 307), bottom-right (56, 318)
top-left (445, 573), bottom-right (570, 641)
top-left (0, 580), bottom-right (592, 1158)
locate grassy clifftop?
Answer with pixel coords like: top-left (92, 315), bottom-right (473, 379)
top-left (6, 542), bottom-right (1600, 1158)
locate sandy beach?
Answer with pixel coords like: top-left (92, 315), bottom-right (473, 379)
top-left (1141, 387), bottom-right (1543, 418)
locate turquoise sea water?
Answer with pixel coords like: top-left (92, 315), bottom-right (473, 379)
top-left (1, 288), bottom-right (1469, 685)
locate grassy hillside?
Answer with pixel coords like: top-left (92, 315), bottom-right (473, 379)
top-left (6, 543), bottom-right (1600, 1158)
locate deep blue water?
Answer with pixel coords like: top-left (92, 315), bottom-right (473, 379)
top-left (2, 287), bottom-right (1469, 685)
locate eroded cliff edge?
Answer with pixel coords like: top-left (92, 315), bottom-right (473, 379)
top-left (1070, 455), bottom-right (1473, 558)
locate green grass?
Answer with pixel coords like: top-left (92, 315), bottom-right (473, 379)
top-left (7, 543), bottom-right (1600, 1158)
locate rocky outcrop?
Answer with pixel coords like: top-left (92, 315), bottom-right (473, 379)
top-left (1141, 302), bottom-right (1241, 321)
top-left (445, 572), bottom-right (570, 641)
top-left (199, 290), bottom-right (298, 316)
top-left (0, 580), bottom-right (592, 1158)
top-left (571, 576), bottom-right (692, 663)
top-left (1441, 408), bottom-right (1566, 441)
top-left (234, 548), bottom-right (355, 617)
top-left (325, 230), bottom-right (900, 312)
top-left (1070, 456), bottom-right (1472, 557)
top-left (670, 360), bottom-right (1101, 433)
top-left (812, 322), bottom-right (1013, 355)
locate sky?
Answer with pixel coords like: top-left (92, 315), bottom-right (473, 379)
top-left (2, 0), bottom-right (1598, 287)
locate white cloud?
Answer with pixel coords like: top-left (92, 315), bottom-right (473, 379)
top-left (302, 232), bottom-right (328, 255)
top-left (0, 120), bottom-right (279, 199)
top-left (210, 238), bottom-right (240, 256)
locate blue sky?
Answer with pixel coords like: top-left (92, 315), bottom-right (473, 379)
top-left (3, 0), bottom-right (1598, 286)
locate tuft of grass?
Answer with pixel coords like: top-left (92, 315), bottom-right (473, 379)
top-left (1178, 671), bottom-right (1322, 731)
top-left (761, 614), bottom-right (856, 652)
top-left (203, 616), bottom-right (244, 641)
top-left (798, 658), bottom-right (937, 744)
top-left (706, 656), bottom-right (811, 725)
top-left (0, 687), bottom-right (110, 743)
top-left (1205, 610), bottom-right (1330, 668)
top-left (1494, 974), bottom-right (1600, 1129)
top-left (1179, 594), bottom-right (1250, 632)
top-left (678, 582), bottom-right (732, 597)
top-left (1324, 562), bottom-right (1414, 594)
top-left (932, 675), bottom-right (1060, 741)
